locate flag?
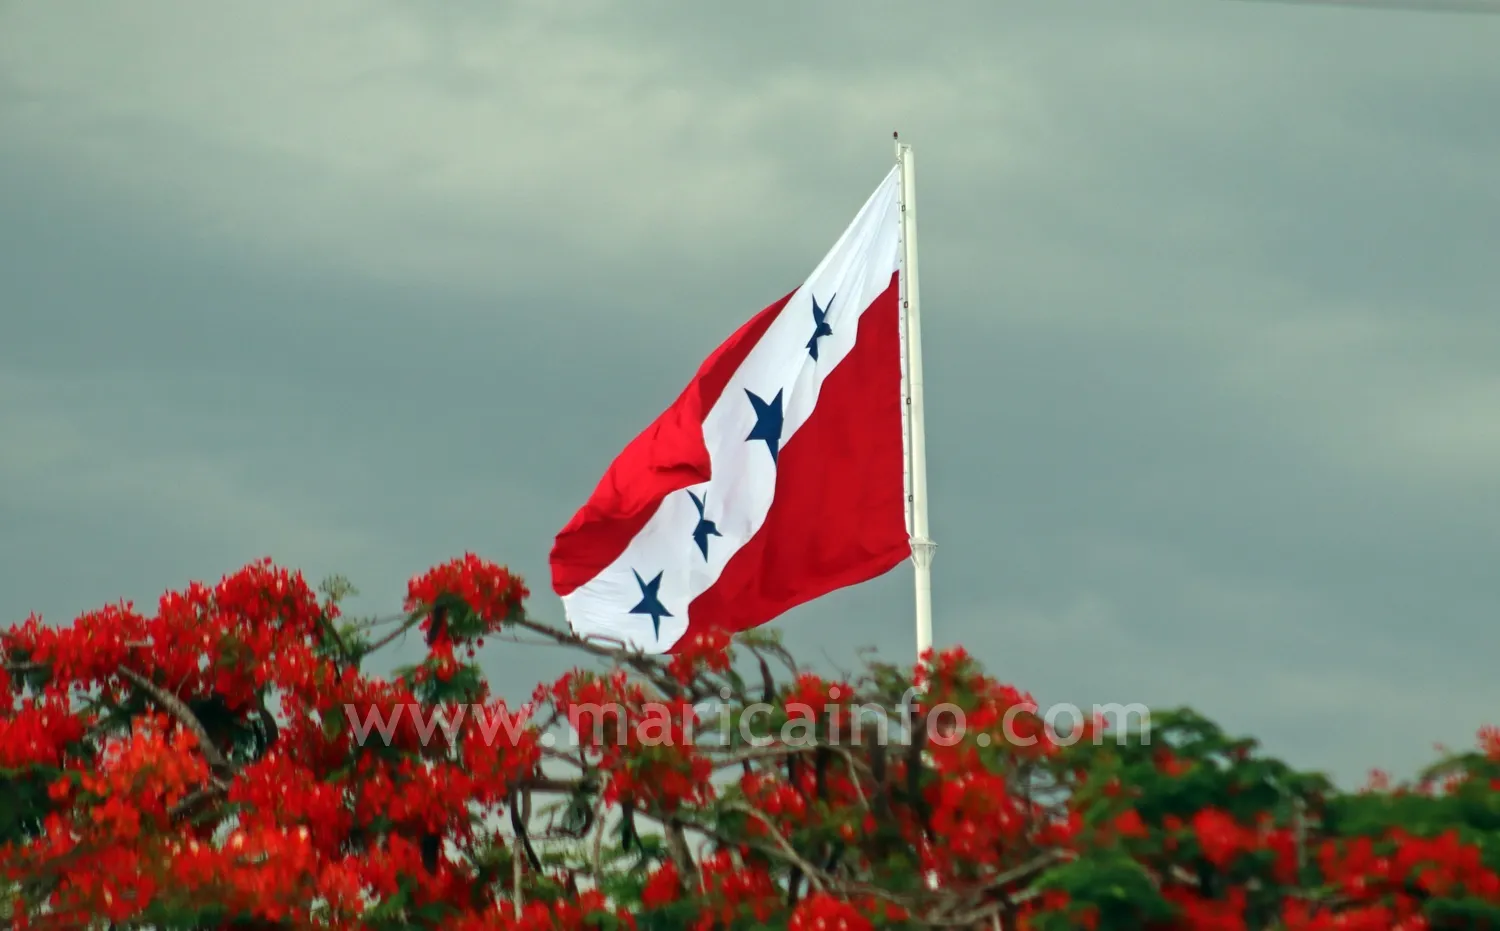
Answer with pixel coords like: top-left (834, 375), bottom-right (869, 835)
top-left (549, 166), bottom-right (909, 653)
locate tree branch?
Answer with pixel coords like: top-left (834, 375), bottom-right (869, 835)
top-left (721, 802), bottom-right (826, 894)
top-left (116, 666), bottom-right (231, 774)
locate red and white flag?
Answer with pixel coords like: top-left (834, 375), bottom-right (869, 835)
top-left (549, 167), bottom-right (909, 653)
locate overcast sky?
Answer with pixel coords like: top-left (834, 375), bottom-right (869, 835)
top-left (2, 0), bottom-right (1497, 787)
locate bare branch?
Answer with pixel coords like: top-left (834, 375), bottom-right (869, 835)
top-left (662, 817), bottom-right (699, 890)
top-left (361, 615), bottom-right (424, 656)
top-left (589, 794), bottom-right (609, 888)
top-left (721, 802), bottom-right (826, 894)
top-left (168, 777), bottom-right (231, 822)
top-left (829, 746), bottom-right (872, 811)
top-left (117, 666), bottom-right (231, 773)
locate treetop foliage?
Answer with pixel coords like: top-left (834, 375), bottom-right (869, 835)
top-left (2, 554), bottom-right (1498, 930)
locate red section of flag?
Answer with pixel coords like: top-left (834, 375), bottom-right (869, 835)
top-left (683, 273), bottom-right (908, 641)
top-left (549, 289), bottom-right (796, 597)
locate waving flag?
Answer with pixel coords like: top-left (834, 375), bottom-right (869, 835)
top-left (549, 166), bottom-right (909, 653)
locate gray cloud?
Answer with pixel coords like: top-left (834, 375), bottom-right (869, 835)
top-left (2, 0), bottom-right (1497, 787)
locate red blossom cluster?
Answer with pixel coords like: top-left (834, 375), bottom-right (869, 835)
top-left (0, 556), bottom-right (558, 929)
top-left (403, 554), bottom-right (530, 686)
top-left (667, 628), bottom-right (733, 685)
top-left (3, 555), bottom-right (1500, 929)
top-left (447, 891), bottom-right (636, 931)
top-left (788, 892), bottom-right (878, 931)
top-left (693, 851), bottom-right (782, 926)
top-left (0, 694), bottom-right (83, 770)
top-left (543, 669), bottom-right (712, 812)
top-left (407, 552), bottom-right (529, 638)
top-left (7, 558), bottom-right (329, 711)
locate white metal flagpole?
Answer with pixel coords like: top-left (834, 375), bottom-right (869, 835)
top-left (895, 133), bottom-right (936, 660)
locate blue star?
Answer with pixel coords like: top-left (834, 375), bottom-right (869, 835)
top-left (806, 292), bottom-right (835, 360)
top-left (687, 490), bottom-right (721, 559)
top-left (628, 569), bottom-right (672, 641)
top-left (745, 388), bottom-right (784, 464)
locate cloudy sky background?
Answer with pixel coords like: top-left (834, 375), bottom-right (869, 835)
top-left (2, 0), bottom-right (1496, 787)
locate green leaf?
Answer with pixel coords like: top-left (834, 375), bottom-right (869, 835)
top-left (1033, 852), bottom-right (1176, 928)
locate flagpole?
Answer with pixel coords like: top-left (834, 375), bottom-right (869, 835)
top-left (895, 133), bottom-right (936, 660)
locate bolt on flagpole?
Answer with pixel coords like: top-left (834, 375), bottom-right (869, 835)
top-left (895, 133), bottom-right (936, 661)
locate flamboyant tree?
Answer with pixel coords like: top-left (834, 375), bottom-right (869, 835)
top-left (2, 554), bottom-right (1499, 930)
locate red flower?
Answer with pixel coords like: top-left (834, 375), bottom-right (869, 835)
top-left (1193, 808), bottom-right (1252, 870)
top-left (788, 893), bottom-right (873, 931)
top-left (642, 861), bottom-right (682, 908)
top-left (1113, 808), bottom-right (1149, 839)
